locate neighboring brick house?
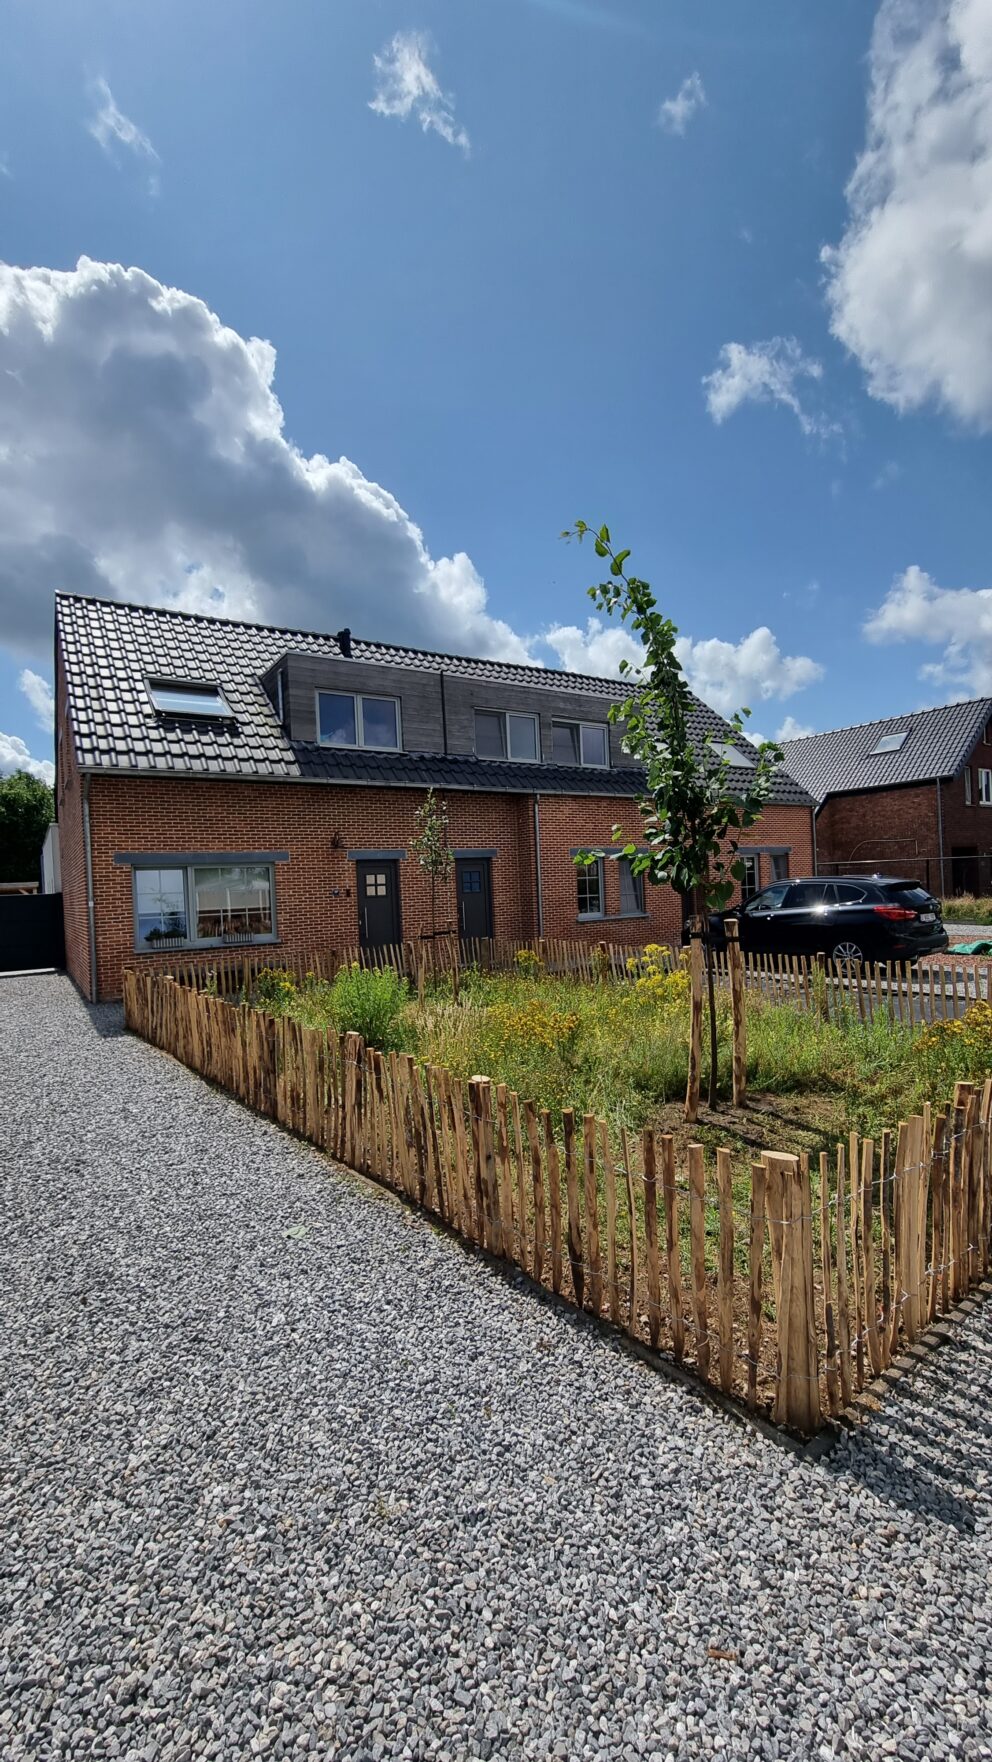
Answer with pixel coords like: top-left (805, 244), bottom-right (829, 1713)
top-left (55, 593), bottom-right (815, 1001)
top-left (782, 698), bottom-right (992, 900)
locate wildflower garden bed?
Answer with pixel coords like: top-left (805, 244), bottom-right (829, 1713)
top-left (124, 944), bottom-right (992, 1438)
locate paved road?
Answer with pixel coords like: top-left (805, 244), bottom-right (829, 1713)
top-left (2, 976), bottom-right (991, 1761)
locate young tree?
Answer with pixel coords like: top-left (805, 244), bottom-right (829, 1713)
top-left (566, 523), bottom-right (783, 1112)
top-left (0, 770), bottom-right (54, 884)
top-left (411, 788), bottom-right (454, 964)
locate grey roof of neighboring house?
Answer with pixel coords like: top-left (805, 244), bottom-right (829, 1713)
top-left (55, 592), bottom-right (813, 804)
top-left (781, 698), bottom-right (992, 805)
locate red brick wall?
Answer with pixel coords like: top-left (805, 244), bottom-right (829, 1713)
top-left (66, 763), bottom-right (815, 1000)
top-left (816, 783), bottom-right (942, 891)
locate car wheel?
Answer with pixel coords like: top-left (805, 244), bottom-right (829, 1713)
top-left (832, 939), bottom-right (864, 964)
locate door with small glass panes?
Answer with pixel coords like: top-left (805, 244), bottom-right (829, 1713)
top-left (356, 860), bottom-right (401, 948)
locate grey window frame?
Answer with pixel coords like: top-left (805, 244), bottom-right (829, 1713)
top-left (770, 851), bottom-right (790, 882)
top-left (315, 689), bottom-right (402, 752)
top-left (870, 730), bottom-right (909, 755)
top-left (474, 708), bottom-right (540, 763)
top-left (740, 853), bottom-right (761, 901)
top-left (576, 857), bottom-right (605, 921)
top-left (551, 719), bottom-right (610, 769)
top-left (148, 678), bottom-right (234, 719)
top-left (618, 856), bottom-right (646, 917)
top-left (131, 859), bottom-right (279, 953)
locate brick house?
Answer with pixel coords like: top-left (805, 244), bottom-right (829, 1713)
top-left (782, 698), bottom-right (992, 899)
top-left (55, 593), bottom-right (815, 1000)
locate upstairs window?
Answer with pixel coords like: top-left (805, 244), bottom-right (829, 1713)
top-left (870, 730), bottom-right (909, 754)
top-left (711, 742), bottom-right (754, 768)
top-left (552, 720), bottom-right (609, 767)
top-left (965, 767), bottom-right (973, 805)
top-left (149, 680), bottom-right (233, 718)
top-left (474, 710), bottom-right (539, 762)
top-left (317, 691), bottom-right (400, 751)
top-left (980, 768), bottom-right (992, 806)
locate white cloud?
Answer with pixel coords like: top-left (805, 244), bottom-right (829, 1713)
top-left (703, 338), bottom-right (838, 438)
top-left (776, 714), bottom-right (815, 741)
top-left (87, 77), bottom-right (159, 189)
top-left (18, 669), bottom-right (54, 731)
top-left (369, 32), bottom-right (470, 154)
top-left (675, 628), bottom-right (823, 718)
top-left (657, 72), bottom-right (706, 135)
top-left (543, 616), bottom-right (822, 720)
top-left (0, 732), bottom-right (54, 786)
top-left (823, 0), bottom-right (992, 428)
top-left (543, 616), bottom-right (643, 678)
top-left (864, 563), bottom-right (992, 694)
top-left (0, 257), bottom-right (534, 665)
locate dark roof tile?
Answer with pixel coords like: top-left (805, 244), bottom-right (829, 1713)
top-left (782, 700), bottom-right (992, 803)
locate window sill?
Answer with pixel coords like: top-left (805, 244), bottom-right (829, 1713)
top-left (135, 937), bottom-right (280, 956)
top-left (576, 913), bottom-right (605, 923)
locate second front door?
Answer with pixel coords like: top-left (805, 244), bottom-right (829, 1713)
top-left (357, 860), bottom-right (401, 949)
top-left (456, 857), bottom-right (493, 942)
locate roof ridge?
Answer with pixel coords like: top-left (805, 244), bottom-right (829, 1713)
top-left (54, 588), bottom-right (636, 693)
top-left (781, 696), bottom-right (992, 744)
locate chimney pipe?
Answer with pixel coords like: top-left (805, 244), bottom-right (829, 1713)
top-left (335, 627), bottom-right (352, 658)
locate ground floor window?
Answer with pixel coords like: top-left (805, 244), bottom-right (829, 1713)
top-left (618, 857), bottom-right (646, 915)
top-left (576, 857), bottom-right (604, 919)
top-left (133, 861), bottom-right (276, 950)
top-left (740, 854), bottom-right (761, 902)
top-left (770, 850), bottom-right (790, 883)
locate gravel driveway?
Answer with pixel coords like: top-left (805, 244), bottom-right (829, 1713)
top-left (2, 975), bottom-right (991, 1762)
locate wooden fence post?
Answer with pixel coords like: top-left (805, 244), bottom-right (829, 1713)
top-left (766, 1151), bottom-right (821, 1434)
top-left (685, 919), bottom-right (704, 1124)
top-left (725, 918), bottom-right (746, 1107)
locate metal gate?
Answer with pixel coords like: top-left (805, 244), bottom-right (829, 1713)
top-left (0, 893), bottom-right (65, 971)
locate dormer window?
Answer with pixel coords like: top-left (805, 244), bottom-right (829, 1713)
top-left (317, 690), bottom-right (401, 751)
top-left (474, 710), bottom-right (539, 762)
top-left (148, 679), bottom-right (233, 718)
top-left (552, 720), bottom-right (609, 767)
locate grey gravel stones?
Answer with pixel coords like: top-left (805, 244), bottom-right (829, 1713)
top-left (2, 974), bottom-right (991, 1761)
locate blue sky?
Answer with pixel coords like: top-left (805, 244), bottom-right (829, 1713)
top-left (1, 0), bottom-right (991, 784)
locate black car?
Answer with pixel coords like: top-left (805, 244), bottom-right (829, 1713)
top-left (701, 875), bottom-right (948, 965)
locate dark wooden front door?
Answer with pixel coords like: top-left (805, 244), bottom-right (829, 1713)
top-left (456, 858), bottom-right (493, 942)
top-left (357, 861), bottom-right (401, 949)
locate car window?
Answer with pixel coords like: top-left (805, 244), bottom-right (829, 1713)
top-left (783, 882), bottom-right (831, 909)
top-left (742, 884), bottom-right (790, 914)
top-left (834, 883), bottom-right (868, 904)
top-left (882, 884), bottom-right (934, 909)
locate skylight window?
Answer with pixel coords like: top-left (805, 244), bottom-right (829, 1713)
top-left (148, 680), bottom-right (233, 718)
top-left (870, 730), bottom-right (909, 755)
top-left (710, 742), bottom-right (754, 768)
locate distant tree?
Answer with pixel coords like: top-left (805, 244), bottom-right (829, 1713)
top-left (565, 522), bottom-right (782, 1110)
top-left (411, 788), bottom-right (454, 957)
top-left (0, 771), bottom-right (54, 884)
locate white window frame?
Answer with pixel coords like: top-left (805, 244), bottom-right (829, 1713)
top-left (132, 861), bottom-right (278, 952)
top-left (551, 719), bottom-right (610, 768)
top-left (979, 768), bottom-right (992, 807)
top-left (316, 690), bottom-right (402, 752)
top-left (474, 708), bottom-right (540, 763)
top-left (964, 766), bottom-right (973, 805)
top-left (576, 857), bottom-right (605, 921)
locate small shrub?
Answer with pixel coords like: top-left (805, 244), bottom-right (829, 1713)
top-left (514, 947), bottom-right (544, 978)
top-left (252, 967), bottom-right (299, 1013)
top-left (942, 894), bottom-right (992, 925)
top-left (329, 963), bottom-right (410, 1051)
top-left (913, 999), bottom-right (992, 1093)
